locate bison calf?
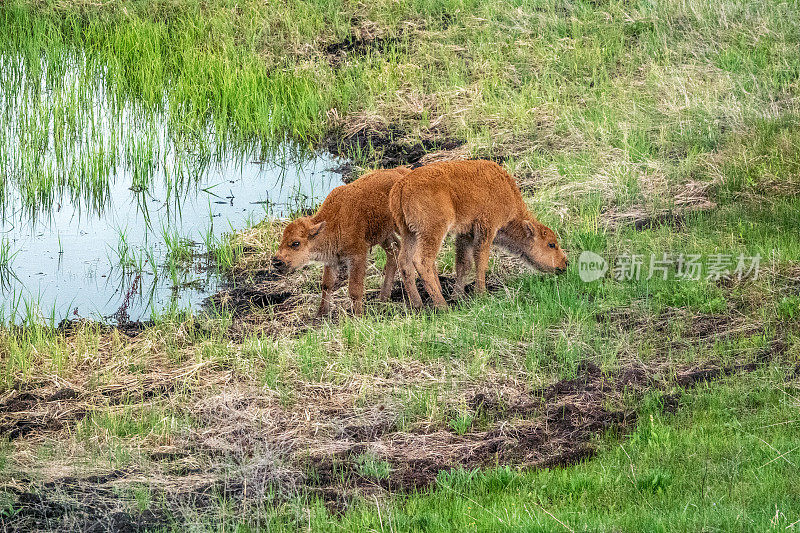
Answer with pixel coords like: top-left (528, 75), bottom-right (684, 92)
top-left (272, 167), bottom-right (410, 316)
top-left (389, 160), bottom-right (568, 309)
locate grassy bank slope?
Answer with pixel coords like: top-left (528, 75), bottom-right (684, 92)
top-left (1, 0), bottom-right (799, 531)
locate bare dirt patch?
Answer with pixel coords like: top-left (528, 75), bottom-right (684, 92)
top-left (2, 474), bottom-right (170, 532)
top-left (324, 34), bottom-right (400, 67)
top-left (325, 124), bottom-right (465, 175)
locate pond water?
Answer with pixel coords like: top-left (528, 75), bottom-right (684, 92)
top-left (0, 53), bottom-right (341, 323)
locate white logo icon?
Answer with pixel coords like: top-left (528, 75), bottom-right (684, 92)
top-left (578, 251), bottom-right (607, 282)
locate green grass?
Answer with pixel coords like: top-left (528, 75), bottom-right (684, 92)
top-left (76, 406), bottom-right (192, 442)
top-left (308, 371), bottom-right (800, 532)
top-left (355, 452), bottom-right (393, 481)
top-left (355, 379), bottom-right (797, 532)
top-left (0, 0), bottom-right (799, 530)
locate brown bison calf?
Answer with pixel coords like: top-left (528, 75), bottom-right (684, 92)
top-left (389, 160), bottom-right (568, 309)
top-left (272, 167), bottom-right (411, 316)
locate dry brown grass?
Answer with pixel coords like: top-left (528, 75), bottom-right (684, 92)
top-left (4, 338), bottom-right (786, 524)
top-left (601, 178), bottom-right (718, 230)
top-left (227, 220), bottom-right (286, 274)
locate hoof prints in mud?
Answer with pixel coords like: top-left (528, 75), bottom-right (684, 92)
top-left (383, 274), bottom-right (505, 305)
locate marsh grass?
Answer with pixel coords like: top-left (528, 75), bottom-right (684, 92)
top-left (0, 17), bottom-right (340, 324)
top-left (1, 0), bottom-right (800, 530)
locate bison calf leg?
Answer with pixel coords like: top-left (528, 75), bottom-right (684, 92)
top-left (414, 233), bottom-right (448, 310)
top-left (454, 234), bottom-right (475, 298)
top-left (398, 233), bottom-right (424, 309)
top-left (348, 252), bottom-right (367, 316)
top-left (473, 234), bottom-right (495, 294)
top-left (317, 264), bottom-right (339, 316)
top-left (378, 238), bottom-right (399, 302)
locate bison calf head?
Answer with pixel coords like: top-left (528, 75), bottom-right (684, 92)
top-left (271, 218), bottom-right (326, 274)
top-left (496, 219), bottom-right (568, 273)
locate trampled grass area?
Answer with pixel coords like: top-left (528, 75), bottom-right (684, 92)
top-left (1, 0), bottom-right (799, 531)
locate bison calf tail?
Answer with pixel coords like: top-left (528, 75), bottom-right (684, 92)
top-left (389, 179), bottom-right (408, 235)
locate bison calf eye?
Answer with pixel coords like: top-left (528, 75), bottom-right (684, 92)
top-left (548, 243), bottom-right (556, 249)
top-left (291, 241), bottom-right (301, 249)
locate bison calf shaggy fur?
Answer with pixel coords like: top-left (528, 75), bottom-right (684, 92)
top-left (389, 160), bottom-right (568, 309)
top-left (272, 167), bottom-right (410, 316)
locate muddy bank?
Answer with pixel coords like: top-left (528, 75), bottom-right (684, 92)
top-left (205, 272), bottom-right (506, 341)
top-left (0, 318), bottom-right (157, 342)
top-left (323, 125), bottom-right (465, 179)
top-left (210, 271), bottom-right (504, 316)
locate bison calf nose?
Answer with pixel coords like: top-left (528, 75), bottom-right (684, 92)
top-left (271, 257), bottom-right (286, 271)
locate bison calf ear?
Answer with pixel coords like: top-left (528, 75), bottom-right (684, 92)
top-left (523, 220), bottom-right (538, 238)
top-left (309, 220), bottom-right (326, 238)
